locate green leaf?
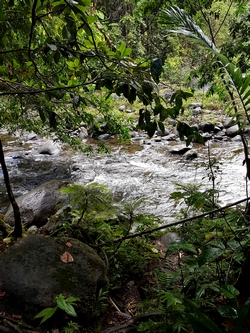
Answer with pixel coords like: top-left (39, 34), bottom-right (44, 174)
top-left (177, 121), bottom-right (193, 141)
top-left (217, 306), bottom-right (238, 319)
top-left (235, 297), bottom-right (250, 333)
top-left (195, 286), bottom-right (206, 299)
top-left (0, 4), bottom-right (5, 21)
top-left (220, 285), bottom-right (240, 299)
top-left (123, 48), bottom-right (132, 56)
top-left (142, 80), bottom-right (154, 101)
top-left (87, 15), bottom-right (97, 24)
top-left (166, 241), bottom-right (196, 256)
top-left (147, 121), bottom-right (157, 138)
top-left (233, 67), bottom-right (242, 88)
top-left (74, 58), bottom-right (80, 67)
top-left (144, 110), bottom-right (151, 125)
top-left (65, 296), bottom-right (80, 303)
top-left (198, 245), bottom-right (224, 267)
top-left (158, 121), bottom-right (165, 134)
top-left (34, 307), bottom-right (57, 324)
top-left (240, 75), bottom-right (250, 95)
top-left (54, 51), bottom-right (61, 64)
top-left (56, 294), bottom-right (68, 311)
top-left (160, 291), bottom-right (182, 307)
top-left (80, 0), bottom-right (91, 6)
top-left (118, 42), bottom-right (126, 57)
top-left (64, 304), bottom-right (77, 317)
top-left (183, 300), bottom-right (223, 333)
top-left (242, 88), bottom-right (250, 101)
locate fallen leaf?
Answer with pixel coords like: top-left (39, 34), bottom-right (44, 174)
top-left (0, 291), bottom-right (6, 298)
top-left (65, 242), bottom-right (72, 248)
top-left (60, 251), bottom-right (74, 263)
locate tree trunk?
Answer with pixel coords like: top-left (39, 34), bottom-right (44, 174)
top-left (0, 139), bottom-right (22, 238)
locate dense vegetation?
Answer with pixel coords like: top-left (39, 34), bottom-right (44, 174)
top-left (1, 0), bottom-right (250, 332)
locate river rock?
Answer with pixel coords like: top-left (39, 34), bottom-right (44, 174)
top-left (231, 134), bottom-right (242, 141)
top-left (183, 149), bottom-right (198, 160)
top-left (189, 102), bottom-right (202, 108)
top-left (193, 107), bottom-right (202, 116)
top-left (98, 134), bottom-right (110, 140)
top-left (0, 235), bottom-right (108, 327)
top-left (4, 180), bottom-right (68, 227)
top-left (165, 133), bottom-right (179, 141)
top-left (161, 232), bottom-right (181, 248)
top-left (38, 139), bottom-right (61, 155)
top-left (169, 144), bottom-right (192, 154)
top-left (214, 133), bottom-right (225, 141)
top-left (226, 124), bottom-right (239, 137)
top-left (199, 122), bottom-right (214, 133)
top-left (201, 132), bottom-right (213, 140)
top-left (119, 105), bottom-right (126, 111)
top-left (223, 117), bottom-right (237, 128)
top-left (156, 126), bottom-right (169, 137)
top-left (78, 126), bottom-right (88, 139)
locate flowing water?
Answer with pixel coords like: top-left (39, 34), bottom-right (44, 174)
top-left (0, 130), bottom-right (247, 224)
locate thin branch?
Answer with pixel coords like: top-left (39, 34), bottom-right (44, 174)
top-left (0, 48), bottom-right (29, 55)
top-left (197, 0), bottom-right (215, 45)
top-left (115, 196), bottom-right (250, 242)
top-left (214, 0), bottom-right (234, 39)
top-left (0, 75), bottom-right (100, 96)
top-left (0, 140), bottom-right (22, 238)
top-left (102, 312), bottom-right (162, 333)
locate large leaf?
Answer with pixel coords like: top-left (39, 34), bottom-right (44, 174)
top-left (166, 241), bottom-right (197, 256)
top-left (240, 75), bottom-right (250, 95)
top-left (198, 245), bottom-right (224, 267)
top-left (183, 300), bottom-right (223, 333)
top-left (217, 306), bottom-right (238, 319)
top-left (235, 297), bottom-right (250, 333)
top-left (34, 307), bottom-right (57, 324)
top-left (56, 294), bottom-right (78, 317)
top-left (220, 285), bottom-right (240, 299)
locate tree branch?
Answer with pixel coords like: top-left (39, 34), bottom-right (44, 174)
top-left (115, 196), bottom-right (250, 242)
top-left (0, 140), bottom-right (22, 238)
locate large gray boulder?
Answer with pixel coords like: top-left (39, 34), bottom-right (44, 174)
top-left (0, 235), bottom-right (108, 328)
top-left (226, 124), bottom-right (239, 137)
top-left (38, 139), bottom-right (61, 155)
top-left (4, 180), bottom-right (68, 227)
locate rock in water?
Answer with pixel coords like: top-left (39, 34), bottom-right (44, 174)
top-left (0, 235), bottom-right (108, 328)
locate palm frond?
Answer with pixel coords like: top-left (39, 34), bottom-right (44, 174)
top-left (159, 6), bottom-right (218, 53)
top-left (159, 5), bottom-right (250, 125)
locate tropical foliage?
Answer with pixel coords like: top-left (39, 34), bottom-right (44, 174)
top-left (1, 0), bottom-right (250, 332)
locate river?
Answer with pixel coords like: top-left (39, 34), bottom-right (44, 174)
top-left (0, 130), bottom-right (247, 224)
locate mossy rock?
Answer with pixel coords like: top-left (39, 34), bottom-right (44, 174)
top-left (0, 235), bottom-right (108, 329)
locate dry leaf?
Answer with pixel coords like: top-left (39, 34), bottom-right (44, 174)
top-left (65, 242), bottom-right (72, 248)
top-left (60, 251), bottom-right (74, 263)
